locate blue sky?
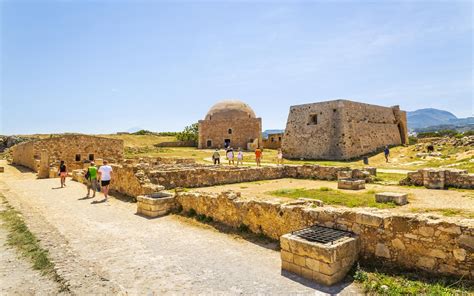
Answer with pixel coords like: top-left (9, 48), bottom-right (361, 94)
top-left (1, 0), bottom-right (472, 135)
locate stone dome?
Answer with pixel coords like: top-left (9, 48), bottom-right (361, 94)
top-left (205, 100), bottom-right (257, 120)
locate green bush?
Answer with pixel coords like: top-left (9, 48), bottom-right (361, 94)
top-left (176, 123), bottom-right (198, 142)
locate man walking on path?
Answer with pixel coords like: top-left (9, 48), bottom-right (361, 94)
top-left (384, 146), bottom-right (390, 163)
top-left (98, 160), bottom-right (113, 203)
top-left (212, 149), bottom-right (221, 165)
top-left (85, 162), bottom-right (98, 198)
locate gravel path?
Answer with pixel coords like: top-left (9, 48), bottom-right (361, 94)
top-left (0, 162), bottom-right (362, 295)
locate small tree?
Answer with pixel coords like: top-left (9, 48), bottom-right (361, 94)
top-left (176, 123), bottom-right (198, 142)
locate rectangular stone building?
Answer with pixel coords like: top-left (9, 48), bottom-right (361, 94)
top-left (282, 100), bottom-right (408, 160)
top-left (262, 132), bottom-right (284, 149)
top-left (12, 134), bottom-right (124, 175)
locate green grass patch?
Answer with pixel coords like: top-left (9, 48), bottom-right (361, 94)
top-left (353, 264), bottom-right (473, 295)
top-left (373, 172), bottom-right (406, 185)
top-left (267, 187), bottom-right (396, 209)
top-left (410, 207), bottom-right (474, 219)
top-left (0, 195), bottom-right (68, 291)
top-left (0, 200), bottom-right (53, 273)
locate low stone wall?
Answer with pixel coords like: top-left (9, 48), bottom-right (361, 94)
top-left (154, 141), bottom-right (196, 147)
top-left (401, 168), bottom-right (474, 189)
top-left (176, 191), bottom-right (474, 279)
top-left (147, 165), bottom-right (371, 189)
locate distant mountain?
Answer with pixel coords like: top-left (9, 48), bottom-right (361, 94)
top-left (407, 108), bottom-right (474, 130)
top-left (262, 129), bottom-right (285, 139)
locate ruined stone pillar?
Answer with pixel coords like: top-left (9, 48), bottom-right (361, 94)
top-left (38, 150), bottom-right (50, 179)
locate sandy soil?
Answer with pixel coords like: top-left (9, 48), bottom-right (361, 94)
top-left (0, 161), bottom-right (362, 295)
top-left (194, 178), bottom-right (474, 217)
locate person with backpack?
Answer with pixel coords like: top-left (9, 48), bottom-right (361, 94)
top-left (85, 162), bottom-right (98, 198)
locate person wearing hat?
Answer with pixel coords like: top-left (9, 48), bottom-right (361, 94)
top-left (85, 161), bottom-right (98, 198)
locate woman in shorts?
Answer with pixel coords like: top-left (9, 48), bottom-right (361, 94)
top-left (58, 160), bottom-right (68, 188)
top-left (226, 148), bottom-right (235, 166)
top-left (236, 148), bottom-right (244, 166)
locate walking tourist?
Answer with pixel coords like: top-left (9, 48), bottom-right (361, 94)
top-left (384, 146), bottom-right (390, 163)
top-left (226, 147), bottom-right (235, 165)
top-left (277, 148), bottom-right (283, 165)
top-left (255, 147), bottom-right (263, 167)
top-left (236, 148), bottom-right (243, 166)
top-left (98, 160), bottom-right (113, 203)
top-left (212, 149), bottom-right (221, 165)
top-left (85, 161), bottom-right (98, 198)
top-left (58, 160), bottom-right (68, 188)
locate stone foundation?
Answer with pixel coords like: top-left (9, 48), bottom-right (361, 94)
top-left (400, 168), bottom-right (474, 189)
top-left (337, 179), bottom-right (366, 190)
top-left (281, 232), bottom-right (360, 285)
top-left (137, 192), bottom-right (176, 218)
top-left (110, 161), bottom-right (375, 193)
top-left (376, 192), bottom-right (408, 205)
top-left (176, 191), bottom-right (474, 279)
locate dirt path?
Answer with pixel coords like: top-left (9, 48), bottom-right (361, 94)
top-left (0, 162), bottom-right (362, 295)
top-left (0, 203), bottom-right (60, 295)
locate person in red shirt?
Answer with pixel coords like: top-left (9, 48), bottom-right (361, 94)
top-left (255, 147), bottom-right (263, 167)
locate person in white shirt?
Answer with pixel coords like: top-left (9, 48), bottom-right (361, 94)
top-left (98, 160), bottom-right (113, 203)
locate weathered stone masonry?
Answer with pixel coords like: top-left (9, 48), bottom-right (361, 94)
top-left (176, 191), bottom-right (474, 279)
top-left (282, 100), bottom-right (408, 160)
top-left (12, 135), bottom-right (123, 174)
top-left (400, 168), bottom-right (474, 189)
top-left (106, 162), bottom-right (374, 192)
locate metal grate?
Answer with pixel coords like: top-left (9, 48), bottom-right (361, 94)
top-left (292, 225), bottom-right (353, 244)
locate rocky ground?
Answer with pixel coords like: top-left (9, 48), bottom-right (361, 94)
top-left (0, 161), bottom-right (362, 295)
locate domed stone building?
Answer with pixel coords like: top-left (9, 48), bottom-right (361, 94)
top-left (198, 100), bottom-right (262, 150)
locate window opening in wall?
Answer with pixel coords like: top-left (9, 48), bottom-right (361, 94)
top-left (224, 139), bottom-right (231, 148)
top-left (248, 138), bottom-right (254, 143)
top-left (309, 114), bottom-right (318, 125)
top-left (228, 128), bottom-right (232, 134)
top-left (271, 137), bottom-right (274, 142)
top-left (278, 137), bottom-right (282, 141)
top-left (333, 109), bottom-right (337, 112)
top-left (75, 154), bottom-right (81, 162)
top-left (207, 140), bottom-right (212, 148)
top-left (89, 154), bottom-right (94, 161)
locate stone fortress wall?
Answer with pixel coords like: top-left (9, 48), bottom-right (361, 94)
top-left (282, 100), bottom-right (408, 160)
top-left (176, 191), bottom-right (473, 279)
top-left (12, 135), bottom-right (124, 173)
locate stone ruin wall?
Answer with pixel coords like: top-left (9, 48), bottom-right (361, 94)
top-left (176, 191), bottom-right (473, 279)
top-left (401, 168), bottom-right (474, 189)
top-left (282, 100), bottom-right (408, 160)
top-left (198, 118), bottom-right (262, 150)
top-left (11, 135), bottom-right (124, 172)
top-left (139, 164), bottom-right (371, 190)
top-left (81, 160), bottom-right (374, 196)
top-left (11, 141), bottom-right (37, 171)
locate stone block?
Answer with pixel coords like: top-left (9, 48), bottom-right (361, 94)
top-left (375, 192), bottom-right (408, 205)
top-left (280, 231), bottom-right (359, 286)
top-left (136, 193), bottom-right (176, 218)
top-left (337, 179), bottom-right (365, 190)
